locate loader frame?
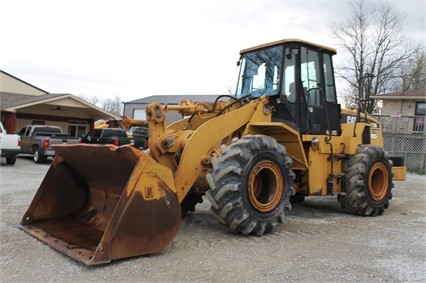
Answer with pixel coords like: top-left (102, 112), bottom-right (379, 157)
top-left (19, 38), bottom-right (397, 266)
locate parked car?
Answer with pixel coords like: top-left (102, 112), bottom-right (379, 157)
top-left (18, 125), bottom-right (81, 163)
top-left (0, 122), bottom-right (21, 165)
top-left (81, 128), bottom-right (147, 149)
top-left (126, 125), bottom-right (149, 138)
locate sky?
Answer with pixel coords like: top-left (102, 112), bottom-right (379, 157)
top-left (1, 0), bottom-right (425, 105)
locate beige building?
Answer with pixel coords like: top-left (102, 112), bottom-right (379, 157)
top-left (371, 89), bottom-right (425, 171)
top-left (0, 70), bottom-right (120, 136)
top-left (372, 89), bottom-right (425, 134)
top-left (372, 89), bottom-right (426, 116)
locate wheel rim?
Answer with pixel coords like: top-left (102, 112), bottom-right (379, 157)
top-left (33, 151), bottom-right (38, 162)
top-left (248, 160), bottom-right (283, 212)
top-left (368, 162), bottom-right (389, 201)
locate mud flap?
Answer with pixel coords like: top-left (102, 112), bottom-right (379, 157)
top-left (19, 144), bottom-right (181, 266)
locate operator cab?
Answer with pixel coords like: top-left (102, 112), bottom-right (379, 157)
top-left (236, 39), bottom-right (342, 136)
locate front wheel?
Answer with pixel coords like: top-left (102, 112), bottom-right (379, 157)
top-left (338, 145), bottom-right (394, 216)
top-left (206, 135), bottom-right (295, 236)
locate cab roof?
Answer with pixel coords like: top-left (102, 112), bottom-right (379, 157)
top-left (240, 38), bottom-right (337, 55)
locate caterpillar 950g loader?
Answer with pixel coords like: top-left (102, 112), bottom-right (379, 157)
top-left (19, 39), bottom-right (399, 266)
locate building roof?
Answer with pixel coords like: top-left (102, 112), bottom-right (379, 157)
top-left (0, 92), bottom-right (120, 120)
top-left (0, 70), bottom-right (48, 94)
top-left (0, 92), bottom-right (65, 108)
top-left (125, 94), bottom-right (231, 104)
top-left (371, 89), bottom-right (426, 100)
top-left (1, 70), bottom-right (121, 121)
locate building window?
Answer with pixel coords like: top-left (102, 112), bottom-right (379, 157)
top-left (68, 121), bottom-right (87, 137)
top-left (414, 102), bottom-right (425, 133)
top-left (415, 102), bottom-right (425, 116)
top-left (133, 109), bottom-right (146, 120)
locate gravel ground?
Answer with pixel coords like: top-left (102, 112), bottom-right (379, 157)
top-left (1, 155), bottom-right (425, 282)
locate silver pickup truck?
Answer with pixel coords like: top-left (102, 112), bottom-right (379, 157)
top-left (18, 125), bottom-right (81, 163)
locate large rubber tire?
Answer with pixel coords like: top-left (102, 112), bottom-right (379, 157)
top-left (206, 135), bottom-right (295, 236)
top-left (33, 148), bottom-right (45, 164)
top-left (338, 145), bottom-right (394, 216)
top-left (6, 157), bottom-right (17, 165)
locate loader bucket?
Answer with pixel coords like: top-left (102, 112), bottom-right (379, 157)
top-left (19, 144), bottom-right (181, 266)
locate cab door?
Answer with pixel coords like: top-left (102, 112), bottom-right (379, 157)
top-left (18, 126), bottom-right (32, 153)
top-left (299, 46), bottom-right (341, 135)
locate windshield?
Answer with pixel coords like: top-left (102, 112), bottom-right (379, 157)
top-left (236, 45), bottom-right (283, 99)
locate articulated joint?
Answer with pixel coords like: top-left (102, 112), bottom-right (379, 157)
top-left (146, 102), bottom-right (165, 123)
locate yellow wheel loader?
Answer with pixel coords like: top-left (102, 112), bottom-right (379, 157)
top-left (19, 39), bottom-right (401, 266)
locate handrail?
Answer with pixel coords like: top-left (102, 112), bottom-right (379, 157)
top-left (371, 114), bottom-right (425, 134)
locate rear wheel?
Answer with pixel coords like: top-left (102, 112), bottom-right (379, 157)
top-left (338, 145), bottom-right (393, 216)
top-left (206, 135), bottom-right (295, 236)
top-left (6, 157), bottom-right (16, 165)
top-left (33, 148), bottom-right (45, 164)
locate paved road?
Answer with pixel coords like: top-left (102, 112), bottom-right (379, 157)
top-left (1, 156), bottom-right (425, 282)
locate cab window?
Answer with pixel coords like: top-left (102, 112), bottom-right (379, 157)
top-left (301, 47), bottom-right (321, 106)
top-left (282, 47), bottom-right (296, 103)
top-left (323, 53), bottom-right (337, 103)
top-left (236, 46), bottom-right (283, 98)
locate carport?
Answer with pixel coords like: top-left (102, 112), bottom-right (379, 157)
top-left (0, 70), bottom-right (120, 136)
top-left (0, 92), bottom-right (120, 136)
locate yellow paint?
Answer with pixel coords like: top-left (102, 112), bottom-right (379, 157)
top-left (392, 167), bottom-right (407, 181)
top-left (125, 152), bottom-right (176, 201)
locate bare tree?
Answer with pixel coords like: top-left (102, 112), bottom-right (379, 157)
top-left (102, 96), bottom-right (123, 116)
top-left (76, 94), bottom-right (123, 116)
top-left (77, 94), bottom-right (99, 106)
top-left (400, 49), bottom-right (426, 91)
top-left (330, 0), bottom-right (419, 113)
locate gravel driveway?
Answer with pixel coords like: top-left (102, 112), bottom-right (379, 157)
top-left (1, 156), bottom-right (425, 282)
